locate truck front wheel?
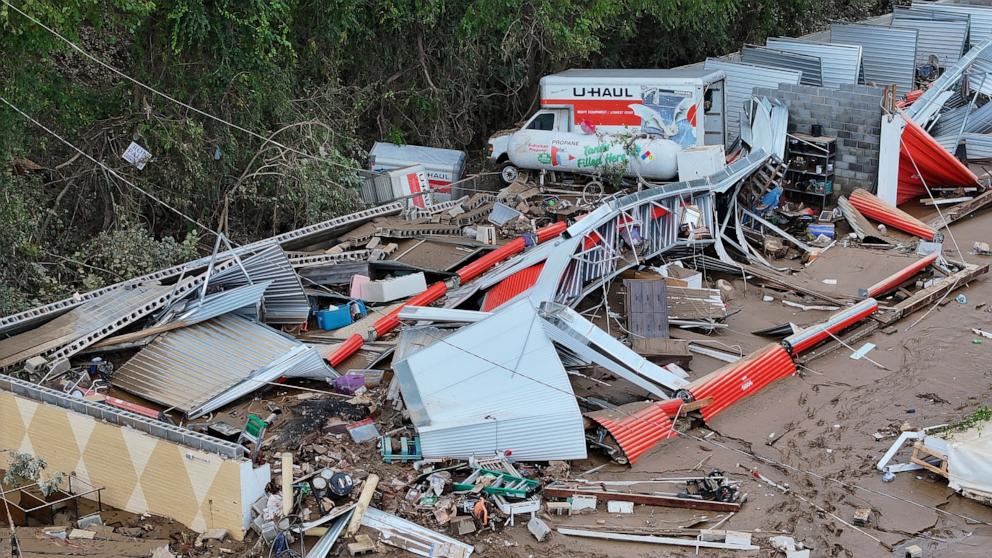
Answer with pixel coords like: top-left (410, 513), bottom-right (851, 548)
top-left (499, 161), bottom-right (520, 185)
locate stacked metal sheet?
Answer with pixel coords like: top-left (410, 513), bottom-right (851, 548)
top-left (741, 45), bottom-right (822, 86)
top-left (892, 8), bottom-right (969, 66)
top-left (765, 38), bottom-right (862, 89)
top-left (831, 23), bottom-right (918, 92)
top-left (113, 314), bottom-right (334, 418)
top-left (912, 0), bottom-right (992, 43)
top-left (703, 59), bottom-right (802, 141)
top-left (210, 244), bottom-right (311, 325)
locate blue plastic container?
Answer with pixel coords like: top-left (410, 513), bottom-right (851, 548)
top-left (315, 300), bottom-right (367, 330)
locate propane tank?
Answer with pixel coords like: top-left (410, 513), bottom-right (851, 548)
top-left (506, 129), bottom-right (680, 181)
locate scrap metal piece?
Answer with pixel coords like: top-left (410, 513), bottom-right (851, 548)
top-left (361, 507), bottom-right (473, 558)
top-left (848, 188), bottom-right (940, 240)
top-left (209, 244), bottom-right (311, 324)
top-left (585, 401), bottom-right (677, 465)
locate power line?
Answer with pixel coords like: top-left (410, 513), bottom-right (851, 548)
top-left (0, 0), bottom-right (366, 177)
top-left (0, 94), bottom-right (221, 238)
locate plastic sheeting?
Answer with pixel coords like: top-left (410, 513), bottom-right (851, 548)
top-left (944, 426), bottom-right (992, 498)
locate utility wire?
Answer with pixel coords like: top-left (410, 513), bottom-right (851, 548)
top-left (0, 94), bottom-right (222, 238)
top-left (0, 0), bottom-right (366, 177)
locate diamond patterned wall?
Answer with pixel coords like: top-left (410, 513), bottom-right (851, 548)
top-left (0, 391), bottom-right (256, 539)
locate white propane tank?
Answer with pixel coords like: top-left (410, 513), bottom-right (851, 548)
top-left (506, 129), bottom-right (680, 181)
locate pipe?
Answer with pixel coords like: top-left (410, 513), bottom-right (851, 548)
top-left (783, 298), bottom-right (879, 356)
top-left (860, 252), bottom-right (939, 298)
top-left (456, 221), bottom-right (566, 283)
top-left (326, 221), bottom-right (566, 368)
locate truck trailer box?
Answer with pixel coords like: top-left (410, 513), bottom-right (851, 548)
top-left (385, 165), bottom-right (432, 209)
top-left (370, 142), bottom-right (466, 201)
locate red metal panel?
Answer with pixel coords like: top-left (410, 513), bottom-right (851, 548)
top-left (481, 263), bottom-right (544, 312)
top-left (373, 281), bottom-right (448, 337)
top-left (849, 188), bottom-right (939, 241)
top-left (586, 401), bottom-right (677, 464)
top-left (327, 333), bottom-right (364, 368)
top-left (456, 222), bottom-right (565, 284)
top-left (898, 113), bottom-right (978, 206)
top-left (865, 252), bottom-right (939, 298)
top-left (688, 344), bottom-right (797, 422)
top-left (784, 298), bottom-right (878, 356)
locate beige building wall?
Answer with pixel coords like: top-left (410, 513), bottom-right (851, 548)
top-left (0, 391), bottom-right (263, 540)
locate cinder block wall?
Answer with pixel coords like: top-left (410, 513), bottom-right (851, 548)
top-left (752, 83), bottom-right (884, 194)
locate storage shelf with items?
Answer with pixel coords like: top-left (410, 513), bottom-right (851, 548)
top-left (784, 132), bottom-right (836, 211)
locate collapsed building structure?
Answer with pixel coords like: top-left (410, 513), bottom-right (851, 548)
top-left (4, 1), bottom-right (992, 557)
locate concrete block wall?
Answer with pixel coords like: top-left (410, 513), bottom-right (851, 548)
top-left (752, 83), bottom-right (884, 194)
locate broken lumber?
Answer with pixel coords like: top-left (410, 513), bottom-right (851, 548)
top-left (877, 263), bottom-right (989, 324)
top-left (347, 473), bottom-right (380, 537)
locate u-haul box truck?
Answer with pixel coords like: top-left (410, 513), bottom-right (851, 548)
top-left (488, 68), bottom-right (726, 184)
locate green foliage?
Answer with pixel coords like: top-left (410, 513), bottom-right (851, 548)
top-left (0, 0), bottom-right (890, 312)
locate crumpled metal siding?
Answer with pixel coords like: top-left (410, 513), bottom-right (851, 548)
top-left (831, 23), bottom-right (918, 92)
top-left (849, 188), bottom-right (940, 240)
top-left (169, 280), bottom-right (271, 324)
top-left (783, 298), bottom-right (879, 355)
top-left (362, 507), bottom-right (474, 558)
top-left (480, 263), bottom-right (544, 312)
top-left (741, 45), bottom-right (823, 86)
top-left (689, 343), bottom-right (796, 422)
top-left (392, 299), bottom-right (587, 461)
top-left (766, 38), bottom-right (862, 89)
top-left (210, 244), bottom-right (311, 324)
top-left (962, 132), bottom-right (992, 159)
top-left (891, 17), bottom-right (968, 66)
top-left (703, 59), bottom-right (802, 142)
top-left (863, 253), bottom-right (939, 298)
top-left (113, 313), bottom-right (333, 415)
top-left (586, 401), bottom-right (676, 464)
top-left (913, 1), bottom-right (992, 43)
top-left (933, 102), bottom-right (992, 137)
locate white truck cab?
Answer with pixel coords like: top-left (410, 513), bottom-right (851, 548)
top-left (489, 68), bottom-right (726, 184)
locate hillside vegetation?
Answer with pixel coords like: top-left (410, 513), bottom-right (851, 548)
top-left (0, 0), bottom-right (888, 314)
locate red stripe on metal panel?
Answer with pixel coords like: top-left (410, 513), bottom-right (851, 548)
top-left (586, 401), bottom-right (677, 464)
top-left (849, 188), bottom-right (938, 241)
top-left (481, 263), bottom-right (544, 312)
top-left (865, 252), bottom-right (938, 298)
top-left (688, 344), bottom-right (797, 422)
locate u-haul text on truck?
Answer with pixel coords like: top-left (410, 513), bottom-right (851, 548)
top-left (489, 68), bottom-right (726, 184)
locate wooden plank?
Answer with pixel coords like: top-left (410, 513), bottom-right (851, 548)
top-left (542, 487), bottom-right (740, 512)
top-left (877, 263), bottom-right (990, 324)
top-left (928, 188), bottom-right (992, 229)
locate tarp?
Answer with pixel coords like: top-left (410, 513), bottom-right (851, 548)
top-left (944, 425), bottom-right (992, 498)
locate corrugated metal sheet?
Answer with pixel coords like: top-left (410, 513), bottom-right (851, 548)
top-left (703, 59), bottom-right (802, 142)
top-left (0, 203), bottom-right (402, 337)
top-left (913, 1), bottom-right (992, 43)
top-left (891, 17), bottom-right (969, 66)
top-left (849, 188), bottom-right (939, 240)
top-left (831, 23), bottom-right (918, 92)
top-left (0, 285), bottom-right (172, 369)
top-left (932, 102), bottom-right (992, 136)
top-left (899, 115), bottom-right (979, 204)
top-left (210, 244), bottom-right (310, 324)
top-left (481, 263), bottom-right (544, 312)
top-left (905, 39), bottom-right (992, 121)
top-left (392, 299), bottom-right (586, 461)
top-left (393, 326), bottom-right (451, 362)
top-left (169, 280), bottom-right (271, 324)
top-left (863, 253), bottom-right (939, 298)
top-left (114, 314), bottom-right (334, 416)
top-left (962, 132), bottom-right (992, 159)
top-left (689, 343), bottom-right (797, 422)
top-left (586, 401), bottom-right (676, 464)
top-left (766, 38), bottom-right (862, 88)
top-left (741, 45), bottom-right (823, 86)
top-left (968, 56), bottom-right (992, 95)
top-left (783, 298), bottom-right (879, 355)
top-left (305, 509), bottom-right (353, 558)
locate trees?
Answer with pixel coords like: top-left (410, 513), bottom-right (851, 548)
top-left (0, 0), bottom-right (888, 314)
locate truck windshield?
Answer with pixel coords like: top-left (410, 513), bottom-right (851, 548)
top-left (526, 112), bottom-right (556, 131)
